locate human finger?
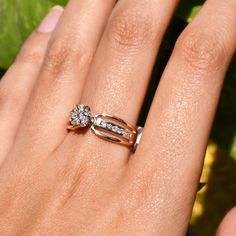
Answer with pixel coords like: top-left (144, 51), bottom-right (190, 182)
top-left (11, 0), bottom-right (116, 160)
top-left (127, 0), bottom-right (236, 234)
top-left (0, 6), bottom-right (63, 163)
top-left (68, 0), bottom-right (179, 167)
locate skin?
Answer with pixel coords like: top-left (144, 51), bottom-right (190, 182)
top-left (0, 0), bottom-right (236, 235)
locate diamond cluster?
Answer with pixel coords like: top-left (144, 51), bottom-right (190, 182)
top-left (93, 117), bottom-right (129, 136)
top-left (70, 105), bottom-right (91, 127)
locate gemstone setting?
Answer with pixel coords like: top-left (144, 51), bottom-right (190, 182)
top-left (70, 104), bottom-right (91, 128)
top-left (93, 117), bottom-right (126, 136)
top-left (68, 105), bottom-right (141, 151)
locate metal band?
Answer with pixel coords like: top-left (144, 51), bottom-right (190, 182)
top-left (67, 104), bottom-right (143, 151)
top-left (91, 113), bottom-right (138, 147)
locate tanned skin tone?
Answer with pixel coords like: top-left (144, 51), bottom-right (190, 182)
top-left (0, 0), bottom-right (236, 235)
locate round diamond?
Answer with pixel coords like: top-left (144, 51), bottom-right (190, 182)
top-left (101, 121), bottom-right (107, 128)
top-left (94, 118), bottom-right (102, 126)
top-left (80, 115), bottom-right (89, 127)
top-left (71, 119), bottom-right (80, 126)
top-left (78, 104), bottom-right (85, 112)
top-left (117, 129), bottom-right (123, 135)
top-left (92, 118), bottom-right (108, 129)
top-left (123, 130), bottom-right (131, 137)
top-left (107, 124), bottom-right (112, 129)
top-left (112, 126), bottom-right (118, 132)
top-left (84, 106), bottom-right (90, 116)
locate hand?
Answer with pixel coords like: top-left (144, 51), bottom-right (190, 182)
top-left (0, 0), bottom-right (235, 235)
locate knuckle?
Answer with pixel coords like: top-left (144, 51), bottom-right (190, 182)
top-left (0, 65), bottom-right (30, 111)
top-left (43, 38), bottom-right (91, 77)
top-left (16, 44), bottom-right (44, 65)
top-left (107, 8), bottom-right (153, 52)
top-left (0, 84), bottom-right (19, 110)
top-left (0, 86), bottom-right (7, 110)
top-left (175, 30), bottom-right (227, 71)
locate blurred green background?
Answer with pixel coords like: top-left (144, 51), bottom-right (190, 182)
top-left (0, 0), bottom-right (235, 235)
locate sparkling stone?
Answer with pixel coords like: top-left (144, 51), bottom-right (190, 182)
top-left (84, 106), bottom-right (90, 116)
top-left (112, 126), bottom-right (118, 132)
top-left (93, 118), bottom-right (108, 129)
top-left (80, 116), bottom-right (89, 126)
top-left (117, 129), bottom-right (123, 135)
top-left (71, 119), bottom-right (80, 126)
top-left (71, 113), bottom-right (78, 120)
top-left (94, 118), bottom-right (102, 126)
top-left (101, 121), bottom-right (107, 128)
top-left (107, 124), bottom-right (112, 129)
top-left (78, 104), bottom-right (85, 112)
top-left (123, 130), bottom-right (131, 137)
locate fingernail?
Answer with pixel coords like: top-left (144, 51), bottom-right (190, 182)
top-left (37, 6), bottom-right (63, 33)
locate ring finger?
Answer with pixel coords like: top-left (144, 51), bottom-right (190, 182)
top-left (68, 0), bottom-right (179, 168)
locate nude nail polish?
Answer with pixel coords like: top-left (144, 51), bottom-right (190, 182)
top-left (37, 6), bottom-right (63, 33)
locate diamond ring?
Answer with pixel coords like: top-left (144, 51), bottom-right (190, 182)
top-left (67, 104), bottom-right (143, 152)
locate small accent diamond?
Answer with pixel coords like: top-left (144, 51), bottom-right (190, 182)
top-left (107, 124), bottom-right (112, 129)
top-left (112, 126), bottom-right (118, 132)
top-left (94, 118), bottom-right (102, 126)
top-left (117, 128), bottom-right (123, 135)
top-left (123, 130), bottom-right (131, 137)
top-left (101, 121), bottom-right (107, 128)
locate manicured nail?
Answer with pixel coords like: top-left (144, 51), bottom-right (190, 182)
top-left (37, 6), bottom-right (63, 33)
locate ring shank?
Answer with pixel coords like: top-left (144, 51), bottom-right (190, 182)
top-left (91, 114), bottom-right (138, 148)
top-left (68, 105), bottom-right (143, 151)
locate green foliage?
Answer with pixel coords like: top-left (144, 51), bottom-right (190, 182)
top-left (0, 0), bottom-right (54, 68)
top-left (212, 58), bottom-right (236, 160)
top-left (0, 0), bottom-right (203, 69)
top-left (49, 0), bottom-right (67, 5)
top-left (0, 0), bottom-right (236, 160)
top-left (176, 0), bottom-right (204, 22)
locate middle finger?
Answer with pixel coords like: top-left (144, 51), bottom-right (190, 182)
top-left (10, 0), bottom-right (116, 159)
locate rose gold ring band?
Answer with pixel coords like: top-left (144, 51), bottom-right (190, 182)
top-left (67, 104), bottom-right (143, 152)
